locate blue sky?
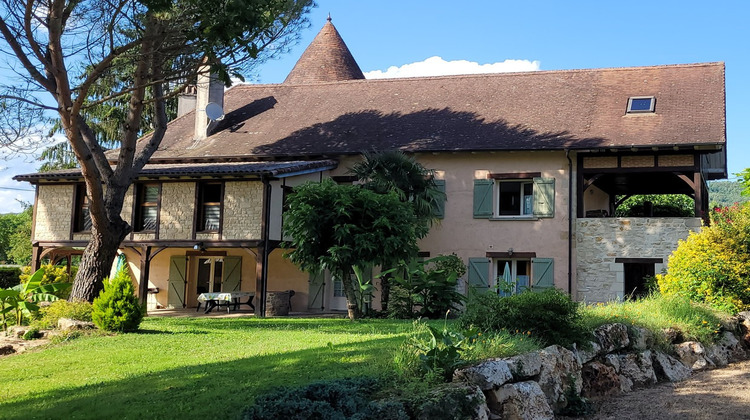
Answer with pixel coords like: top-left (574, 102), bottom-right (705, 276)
top-left (1, 0), bottom-right (747, 212)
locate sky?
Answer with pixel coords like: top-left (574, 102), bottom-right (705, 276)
top-left (1, 0), bottom-right (748, 213)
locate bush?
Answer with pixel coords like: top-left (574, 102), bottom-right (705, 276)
top-left (657, 202), bottom-right (750, 313)
top-left (92, 268), bottom-right (144, 332)
top-left (459, 289), bottom-right (588, 347)
top-left (243, 377), bottom-right (408, 420)
top-left (20, 264), bottom-right (76, 299)
top-left (386, 255), bottom-right (466, 319)
top-left (35, 300), bottom-right (93, 329)
top-left (0, 266), bottom-right (21, 288)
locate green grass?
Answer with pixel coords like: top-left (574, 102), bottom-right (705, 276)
top-left (581, 294), bottom-right (731, 350)
top-left (0, 317), bottom-right (418, 419)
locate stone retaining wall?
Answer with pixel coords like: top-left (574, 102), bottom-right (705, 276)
top-left (453, 312), bottom-right (750, 420)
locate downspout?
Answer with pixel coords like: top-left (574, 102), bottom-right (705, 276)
top-left (566, 149), bottom-right (573, 297)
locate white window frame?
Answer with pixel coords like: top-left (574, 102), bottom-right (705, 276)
top-left (493, 179), bottom-right (535, 219)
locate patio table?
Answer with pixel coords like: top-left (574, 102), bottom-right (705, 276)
top-left (197, 292), bottom-right (255, 314)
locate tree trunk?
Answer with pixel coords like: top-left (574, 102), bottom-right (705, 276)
top-left (380, 272), bottom-right (391, 313)
top-left (69, 213), bottom-right (130, 302)
top-left (339, 269), bottom-right (360, 320)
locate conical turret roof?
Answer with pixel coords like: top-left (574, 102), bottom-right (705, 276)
top-left (284, 16), bottom-right (365, 84)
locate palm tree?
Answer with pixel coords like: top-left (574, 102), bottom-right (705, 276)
top-left (349, 150), bottom-right (444, 311)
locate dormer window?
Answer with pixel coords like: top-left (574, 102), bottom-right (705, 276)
top-left (627, 96), bottom-right (656, 113)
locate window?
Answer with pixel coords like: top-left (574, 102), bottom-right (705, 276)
top-left (74, 184), bottom-right (91, 232)
top-left (473, 176), bottom-right (555, 219)
top-left (468, 256), bottom-right (554, 294)
top-left (495, 259), bottom-right (531, 295)
top-left (626, 96), bottom-right (656, 113)
top-left (134, 183), bottom-right (159, 232)
top-left (197, 182), bottom-right (223, 232)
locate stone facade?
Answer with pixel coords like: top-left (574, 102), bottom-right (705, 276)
top-left (576, 217), bottom-right (701, 303)
top-left (222, 181), bottom-right (263, 240)
top-left (34, 184), bottom-right (74, 241)
top-left (158, 182), bottom-right (196, 240)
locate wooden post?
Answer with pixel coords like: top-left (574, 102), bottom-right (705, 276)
top-left (138, 246), bottom-right (152, 305)
top-left (31, 245), bottom-right (42, 272)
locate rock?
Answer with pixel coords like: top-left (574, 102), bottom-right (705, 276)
top-left (705, 331), bottom-right (747, 366)
top-left (7, 326), bottom-right (27, 339)
top-left (487, 381), bottom-right (554, 420)
top-left (594, 323), bottom-right (630, 354)
top-left (573, 341), bottom-right (601, 365)
top-left (602, 353), bottom-right (621, 373)
top-left (454, 359), bottom-right (513, 391)
top-left (537, 345), bottom-right (582, 412)
top-left (652, 352), bottom-right (691, 382)
top-left (57, 318), bottom-right (95, 331)
top-left (0, 344), bottom-right (15, 356)
top-left (675, 341), bottom-right (715, 371)
top-left (663, 327), bottom-right (684, 344)
top-left (417, 383), bottom-right (490, 420)
top-left (629, 326), bottom-right (655, 351)
top-left (618, 374), bottom-right (634, 393)
top-left (581, 361), bottom-right (621, 397)
top-left (618, 351), bottom-right (657, 388)
top-left (504, 351), bottom-right (542, 380)
top-left (738, 311), bottom-right (750, 349)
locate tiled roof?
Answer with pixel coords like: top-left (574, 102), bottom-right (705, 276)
top-left (139, 62), bottom-right (725, 161)
top-left (284, 17), bottom-right (365, 84)
top-left (13, 160), bottom-right (338, 182)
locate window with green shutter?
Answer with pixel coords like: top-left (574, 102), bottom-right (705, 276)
top-left (473, 179), bottom-right (493, 218)
top-left (532, 177), bottom-right (555, 218)
top-left (531, 258), bottom-right (554, 292)
top-left (468, 257), bottom-right (491, 293)
top-left (433, 179), bottom-right (446, 219)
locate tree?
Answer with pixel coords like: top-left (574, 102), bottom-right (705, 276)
top-left (615, 194), bottom-right (694, 217)
top-left (738, 168), bottom-right (750, 197)
top-left (0, 0), bottom-right (313, 301)
top-left (283, 179), bottom-right (419, 319)
top-left (0, 204), bottom-right (32, 264)
top-left (709, 180), bottom-right (750, 208)
top-left (349, 150), bottom-right (444, 310)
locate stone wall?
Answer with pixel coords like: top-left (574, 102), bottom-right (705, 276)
top-left (453, 317), bottom-right (750, 419)
top-left (222, 181), bottom-right (263, 240)
top-left (34, 184), bottom-right (74, 241)
top-left (159, 182), bottom-right (196, 240)
top-left (576, 217), bottom-right (701, 303)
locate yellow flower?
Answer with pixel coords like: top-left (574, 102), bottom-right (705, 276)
top-left (702, 320), bottom-right (708, 324)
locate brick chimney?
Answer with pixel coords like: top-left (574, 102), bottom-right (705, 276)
top-left (194, 62), bottom-right (224, 140)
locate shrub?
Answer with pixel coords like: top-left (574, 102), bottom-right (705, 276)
top-left (20, 264), bottom-right (76, 299)
top-left (0, 267), bottom-right (21, 288)
top-left (22, 327), bottom-right (41, 340)
top-left (385, 255), bottom-right (466, 319)
top-left (92, 268), bottom-right (144, 332)
top-left (459, 288), bottom-right (588, 347)
top-left (243, 377), bottom-right (408, 420)
top-left (35, 300), bottom-right (93, 329)
top-left (657, 202), bottom-right (750, 313)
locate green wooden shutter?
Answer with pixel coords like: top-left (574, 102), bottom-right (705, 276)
top-left (532, 177), bottom-right (555, 218)
top-left (531, 258), bottom-right (554, 292)
top-left (473, 179), bottom-right (493, 219)
top-left (468, 257), bottom-right (491, 293)
top-left (433, 179), bottom-right (446, 219)
top-left (167, 256), bottom-right (187, 308)
top-left (308, 270), bottom-right (325, 310)
top-left (221, 256), bottom-right (242, 292)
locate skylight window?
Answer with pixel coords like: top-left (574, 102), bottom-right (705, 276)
top-left (627, 96), bottom-right (655, 113)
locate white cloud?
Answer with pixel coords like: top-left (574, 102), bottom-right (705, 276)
top-left (0, 155), bottom-right (37, 214)
top-left (364, 56), bottom-right (540, 79)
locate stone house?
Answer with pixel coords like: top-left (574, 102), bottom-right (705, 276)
top-left (15, 18), bottom-right (727, 312)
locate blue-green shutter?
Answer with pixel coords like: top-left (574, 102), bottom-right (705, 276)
top-left (308, 270), bottom-right (325, 310)
top-left (167, 256), bottom-right (187, 308)
top-left (473, 179), bottom-right (493, 219)
top-left (532, 177), bottom-right (555, 218)
top-left (221, 256), bottom-right (242, 292)
top-left (433, 179), bottom-right (446, 219)
top-left (531, 258), bottom-right (554, 292)
top-left (468, 257), bottom-right (491, 293)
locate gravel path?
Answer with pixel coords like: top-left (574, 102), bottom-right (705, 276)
top-left (581, 359), bottom-right (750, 420)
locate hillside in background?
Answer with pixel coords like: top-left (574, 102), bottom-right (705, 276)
top-left (709, 180), bottom-right (749, 207)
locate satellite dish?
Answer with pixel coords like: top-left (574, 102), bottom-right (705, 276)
top-left (205, 102), bottom-right (225, 121)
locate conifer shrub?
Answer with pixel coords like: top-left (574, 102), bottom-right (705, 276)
top-left (657, 202), bottom-right (750, 313)
top-left (92, 268), bottom-right (144, 332)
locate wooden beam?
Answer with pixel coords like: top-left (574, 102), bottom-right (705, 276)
top-left (31, 245), bottom-right (42, 272)
top-left (138, 246), bottom-right (151, 305)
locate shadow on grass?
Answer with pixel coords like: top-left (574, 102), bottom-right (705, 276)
top-left (0, 334), bottom-right (406, 420)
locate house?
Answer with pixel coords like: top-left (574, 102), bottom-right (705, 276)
top-left (15, 18), bottom-right (727, 313)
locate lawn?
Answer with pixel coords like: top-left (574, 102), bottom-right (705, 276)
top-left (0, 317), bottom-right (418, 419)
